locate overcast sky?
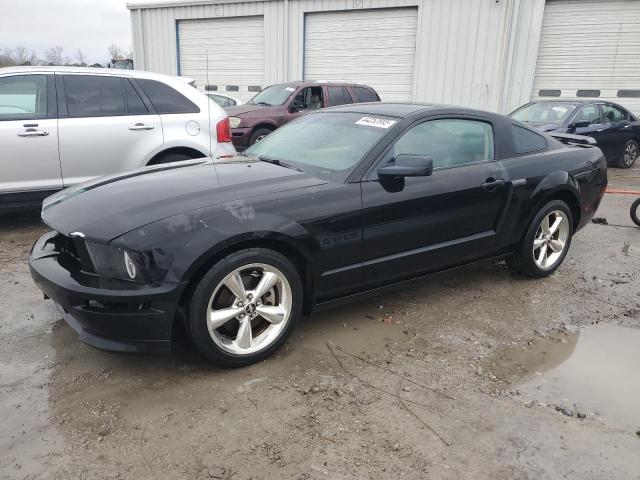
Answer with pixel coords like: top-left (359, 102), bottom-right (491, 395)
top-left (0, 0), bottom-right (154, 64)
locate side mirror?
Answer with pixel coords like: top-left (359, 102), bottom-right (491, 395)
top-left (378, 154), bottom-right (433, 178)
top-left (571, 120), bottom-right (591, 129)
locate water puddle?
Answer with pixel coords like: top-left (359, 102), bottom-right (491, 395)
top-left (489, 323), bottom-right (640, 432)
top-left (296, 303), bottom-right (409, 355)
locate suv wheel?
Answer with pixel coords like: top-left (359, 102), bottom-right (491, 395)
top-left (188, 248), bottom-right (302, 367)
top-left (509, 200), bottom-right (573, 278)
top-left (249, 127), bottom-right (273, 146)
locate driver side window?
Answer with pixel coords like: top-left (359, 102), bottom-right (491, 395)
top-left (293, 87), bottom-right (324, 111)
top-left (391, 119), bottom-right (494, 169)
top-left (573, 105), bottom-right (602, 125)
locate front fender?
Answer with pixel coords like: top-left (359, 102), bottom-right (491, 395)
top-left (114, 202), bottom-right (315, 284)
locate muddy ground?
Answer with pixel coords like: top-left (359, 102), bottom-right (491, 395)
top-left (1, 166), bottom-right (639, 480)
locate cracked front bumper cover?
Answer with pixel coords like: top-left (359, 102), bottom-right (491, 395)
top-left (29, 231), bottom-right (187, 353)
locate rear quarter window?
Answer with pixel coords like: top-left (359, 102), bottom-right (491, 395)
top-left (512, 125), bottom-right (548, 154)
top-left (353, 87), bottom-right (378, 103)
top-left (137, 79), bottom-right (200, 114)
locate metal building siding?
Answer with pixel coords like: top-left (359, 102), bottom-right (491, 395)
top-left (414, 0), bottom-right (544, 113)
top-left (129, 0), bottom-right (545, 112)
top-left (303, 8), bottom-right (418, 101)
top-left (533, 0), bottom-right (640, 114)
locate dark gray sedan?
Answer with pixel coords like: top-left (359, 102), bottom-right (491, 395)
top-left (511, 100), bottom-right (639, 168)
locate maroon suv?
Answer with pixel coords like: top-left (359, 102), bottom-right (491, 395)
top-left (225, 81), bottom-right (380, 149)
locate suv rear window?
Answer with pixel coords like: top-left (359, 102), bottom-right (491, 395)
top-left (124, 79), bottom-right (149, 114)
top-left (137, 79), bottom-right (199, 114)
top-left (327, 86), bottom-right (353, 107)
top-left (353, 86), bottom-right (378, 103)
top-left (64, 75), bottom-right (126, 117)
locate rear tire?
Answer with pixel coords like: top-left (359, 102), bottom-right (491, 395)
top-left (249, 127), bottom-right (273, 146)
top-left (616, 139), bottom-right (639, 169)
top-left (631, 197), bottom-right (640, 227)
top-left (188, 248), bottom-right (302, 367)
top-left (509, 200), bottom-right (574, 278)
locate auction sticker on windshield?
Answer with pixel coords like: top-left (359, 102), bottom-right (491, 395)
top-left (355, 116), bottom-right (397, 129)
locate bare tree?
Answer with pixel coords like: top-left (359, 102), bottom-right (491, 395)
top-left (108, 43), bottom-right (123, 60)
top-left (45, 45), bottom-right (68, 65)
top-left (14, 46), bottom-right (30, 64)
top-left (0, 49), bottom-right (15, 67)
top-left (75, 49), bottom-right (86, 66)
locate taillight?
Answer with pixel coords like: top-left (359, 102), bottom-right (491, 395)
top-left (216, 117), bottom-right (232, 143)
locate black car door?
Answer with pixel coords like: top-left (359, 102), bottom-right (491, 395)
top-left (597, 103), bottom-right (634, 163)
top-left (360, 116), bottom-right (511, 288)
top-left (569, 104), bottom-right (607, 144)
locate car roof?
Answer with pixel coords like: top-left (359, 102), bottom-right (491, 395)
top-left (527, 99), bottom-right (625, 107)
top-left (270, 80), bottom-right (376, 88)
top-left (320, 102), bottom-right (502, 119)
top-left (0, 65), bottom-right (188, 82)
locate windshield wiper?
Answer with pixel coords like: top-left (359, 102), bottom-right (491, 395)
top-left (253, 101), bottom-right (272, 106)
top-left (258, 156), bottom-right (302, 172)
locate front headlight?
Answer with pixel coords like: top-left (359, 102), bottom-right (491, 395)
top-left (85, 241), bottom-right (146, 283)
top-left (228, 116), bottom-right (242, 128)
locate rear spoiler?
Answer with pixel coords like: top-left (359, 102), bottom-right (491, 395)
top-left (549, 132), bottom-right (597, 146)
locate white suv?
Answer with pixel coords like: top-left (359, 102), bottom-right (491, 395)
top-left (0, 66), bottom-right (236, 209)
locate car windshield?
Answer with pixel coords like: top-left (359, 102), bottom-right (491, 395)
top-left (511, 102), bottom-right (578, 125)
top-left (244, 112), bottom-right (396, 181)
top-left (247, 85), bottom-right (297, 106)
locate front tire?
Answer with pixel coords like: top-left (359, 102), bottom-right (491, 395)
top-left (249, 127), bottom-right (273, 146)
top-left (616, 139), bottom-right (639, 169)
top-left (188, 248), bottom-right (302, 367)
top-left (510, 200), bottom-right (573, 278)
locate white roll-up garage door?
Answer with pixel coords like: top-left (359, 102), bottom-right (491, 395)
top-left (304, 8), bottom-right (418, 102)
top-left (178, 16), bottom-right (264, 102)
top-left (533, 0), bottom-right (640, 115)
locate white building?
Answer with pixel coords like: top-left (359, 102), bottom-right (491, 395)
top-left (128, 0), bottom-right (640, 114)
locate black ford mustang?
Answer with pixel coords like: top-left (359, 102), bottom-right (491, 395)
top-left (29, 104), bottom-right (607, 367)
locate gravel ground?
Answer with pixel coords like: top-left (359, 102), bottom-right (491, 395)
top-left (1, 165), bottom-right (639, 480)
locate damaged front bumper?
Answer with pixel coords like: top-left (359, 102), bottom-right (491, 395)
top-left (29, 231), bottom-right (187, 353)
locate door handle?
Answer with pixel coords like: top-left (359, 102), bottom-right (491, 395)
top-left (17, 129), bottom-right (49, 137)
top-left (481, 178), bottom-right (505, 192)
top-left (129, 123), bottom-right (154, 131)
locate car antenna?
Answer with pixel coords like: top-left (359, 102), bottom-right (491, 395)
top-left (206, 49), bottom-right (221, 184)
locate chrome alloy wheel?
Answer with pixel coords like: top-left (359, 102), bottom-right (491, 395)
top-left (206, 263), bottom-right (292, 355)
top-left (533, 210), bottom-right (570, 270)
top-left (623, 142), bottom-right (638, 167)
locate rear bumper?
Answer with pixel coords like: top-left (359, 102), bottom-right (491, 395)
top-left (29, 231), bottom-right (187, 353)
top-left (231, 127), bottom-right (252, 149)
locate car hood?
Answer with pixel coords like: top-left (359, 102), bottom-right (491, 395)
top-left (225, 104), bottom-right (280, 116)
top-left (42, 158), bottom-right (327, 241)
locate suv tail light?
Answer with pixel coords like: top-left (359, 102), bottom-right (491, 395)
top-left (216, 117), bottom-right (232, 143)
